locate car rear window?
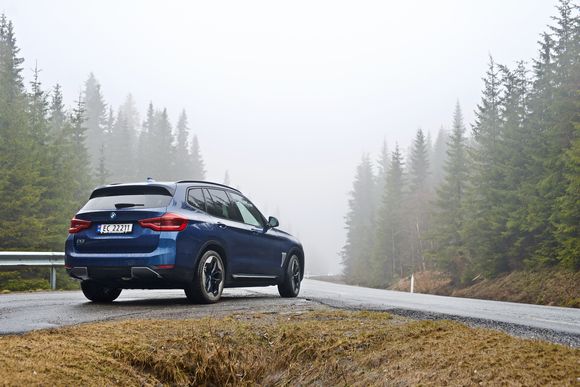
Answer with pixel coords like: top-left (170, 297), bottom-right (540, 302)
top-left (81, 186), bottom-right (173, 211)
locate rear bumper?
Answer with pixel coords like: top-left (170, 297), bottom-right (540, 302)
top-left (65, 235), bottom-right (194, 287)
top-left (66, 265), bottom-right (194, 288)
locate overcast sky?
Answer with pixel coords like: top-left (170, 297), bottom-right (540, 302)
top-left (3, 0), bottom-right (557, 273)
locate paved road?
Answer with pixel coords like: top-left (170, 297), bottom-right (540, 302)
top-left (1, 279), bottom-right (579, 345)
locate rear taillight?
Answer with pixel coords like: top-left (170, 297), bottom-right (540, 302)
top-left (139, 213), bottom-right (188, 232)
top-left (69, 218), bottom-right (92, 233)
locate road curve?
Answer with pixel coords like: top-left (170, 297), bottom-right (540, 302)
top-left (0, 279), bottom-right (578, 345)
top-left (298, 280), bottom-right (580, 335)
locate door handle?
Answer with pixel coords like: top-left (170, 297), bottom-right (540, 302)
top-left (217, 222), bottom-right (227, 229)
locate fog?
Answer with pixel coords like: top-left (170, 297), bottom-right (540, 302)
top-left (3, 0), bottom-right (555, 274)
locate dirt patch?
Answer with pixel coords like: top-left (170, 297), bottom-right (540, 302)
top-left (0, 310), bottom-right (577, 386)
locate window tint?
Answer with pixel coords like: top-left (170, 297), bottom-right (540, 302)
top-left (187, 188), bottom-right (206, 211)
top-left (206, 189), bottom-right (241, 221)
top-left (82, 185), bottom-right (173, 211)
top-left (82, 195), bottom-right (171, 211)
top-left (228, 192), bottom-right (264, 227)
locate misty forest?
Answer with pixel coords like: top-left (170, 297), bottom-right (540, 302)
top-left (342, 1), bottom-right (579, 287)
top-left (0, 15), bottom-right (206, 254)
top-left (0, 1), bottom-right (578, 293)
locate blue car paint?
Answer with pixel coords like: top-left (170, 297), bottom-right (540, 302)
top-left (65, 181), bottom-right (304, 289)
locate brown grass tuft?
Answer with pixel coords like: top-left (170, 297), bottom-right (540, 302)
top-left (0, 310), bottom-right (578, 386)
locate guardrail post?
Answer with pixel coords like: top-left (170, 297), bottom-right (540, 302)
top-left (50, 266), bottom-right (57, 290)
top-left (410, 273), bottom-right (414, 293)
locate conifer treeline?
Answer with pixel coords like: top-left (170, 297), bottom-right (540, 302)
top-left (0, 14), bottom-right (206, 251)
top-left (342, 0), bottom-right (579, 285)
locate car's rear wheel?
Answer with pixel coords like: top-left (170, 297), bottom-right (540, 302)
top-left (185, 250), bottom-right (225, 304)
top-left (278, 254), bottom-right (301, 297)
top-left (80, 280), bottom-right (122, 303)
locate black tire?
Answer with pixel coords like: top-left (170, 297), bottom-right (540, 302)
top-left (80, 280), bottom-right (122, 303)
top-left (278, 254), bottom-right (301, 298)
top-left (185, 250), bottom-right (225, 304)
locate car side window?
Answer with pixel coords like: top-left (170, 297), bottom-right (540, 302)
top-left (187, 188), bottom-right (206, 211)
top-left (228, 192), bottom-right (265, 227)
top-left (206, 188), bottom-right (242, 222)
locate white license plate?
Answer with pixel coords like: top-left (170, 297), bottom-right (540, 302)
top-left (97, 223), bottom-right (133, 234)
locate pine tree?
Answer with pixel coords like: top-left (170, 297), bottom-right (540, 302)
top-left (83, 73), bottom-right (107, 173)
top-left (48, 84), bottom-right (65, 137)
top-left (137, 102), bottom-right (156, 180)
top-left (173, 109), bottom-right (191, 180)
top-left (375, 140), bottom-right (389, 207)
top-left (522, 0), bottom-right (579, 268)
top-left (342, 155), bottom-right (376, 284)
top-left (462, 56), bottom-right (508, 277)
top-left (430, 126), bottom-right (449, 190)
top-left (69, 95), bottom-right (93, 201)
top-left (0, 15), bottom-right (45, 249)
top-left (494, 61), bottom-right (534, 270)
top-left (407, 129), bottom-right (431, 271)
top-left (372, 145), bottom-right (406, 284)
top-left (547, 0), bottom-right (580, 268)
top-left (430, 102), bottom-right (469, 280)
top-left (28, 64), bottom-right (49, 145)
top-left (107, 107), bottom-right (136, 182)
top-left (555, 135), bottom-right (580, 269)
top-left (152, 108), bottom-right (175, 179)
top-left (190, 135), bottom-right (206, 180)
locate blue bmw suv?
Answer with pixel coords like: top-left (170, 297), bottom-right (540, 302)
top-left (65, 180), bottom-right (304, 303)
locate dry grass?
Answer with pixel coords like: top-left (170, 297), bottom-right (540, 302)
top-left (0, 310), bottom-right (578, 386)
top-left (451, 270), bottom-right (580, 307)
top-left (390, 270), bottom-right (580, 308)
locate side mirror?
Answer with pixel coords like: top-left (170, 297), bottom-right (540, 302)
top-left (267, 216), bottom-right (279, 228)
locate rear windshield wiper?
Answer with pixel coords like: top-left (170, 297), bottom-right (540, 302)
top-left (114, 203), bottom-right (145, 209)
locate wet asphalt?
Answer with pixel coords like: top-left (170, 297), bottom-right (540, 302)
top-left (1, 279), bottom-right (578, 347)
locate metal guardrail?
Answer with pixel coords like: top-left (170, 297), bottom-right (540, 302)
top-left (0, 252), bottom-right (65, 290)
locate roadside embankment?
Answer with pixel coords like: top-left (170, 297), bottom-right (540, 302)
top-left (390, 270), bottom-right (580, 308)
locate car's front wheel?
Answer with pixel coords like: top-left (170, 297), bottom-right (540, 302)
top-left (80, 280), bottom-right (122, 303)
top-left (278, 254), bottom-right (301, 297)
top-left (185, 250), bottom-right (225, 304)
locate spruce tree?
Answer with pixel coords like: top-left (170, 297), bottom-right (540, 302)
top-left (190, 135), bottom-right (206, 180)
top-left (0, 15), bottom-right (44, 249)
top-left (407, 129), bottom-right (431, 271)
top-left (83, 73), bottom-right (107, 172)
top-left (431, 102), bottom-right (469, 280)
top-left (173, 109), bottom-right (191, 180)
top-left (342, 155), bottom-right (376, 284)
top-left (69, 95), bottom-right (93, 201)
top-left (372, 145), bottom-right (405, 284)
top-left (546, 0), bottom-right (580, 268)
top-left (137, 102), bottom-right (156, 180)
top-left (375, 140), bottom-right (389, 207)
top-left (107, 107), bottom-right (136, 182)
top-left (430, 126), bottom-right (449, 190)
top-left (462, 56), bottom-right (508, 277)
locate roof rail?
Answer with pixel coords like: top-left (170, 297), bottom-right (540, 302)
top-left (176, 180), bottom-right (241, 193)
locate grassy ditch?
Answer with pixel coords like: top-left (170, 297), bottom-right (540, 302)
top-left (0, 310), bottom-right (578, 386)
